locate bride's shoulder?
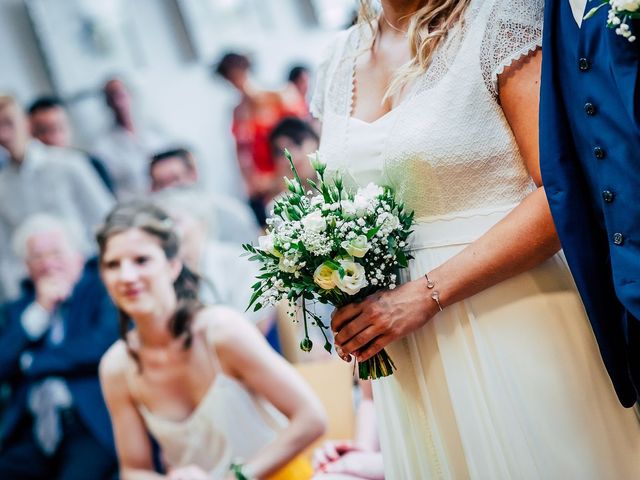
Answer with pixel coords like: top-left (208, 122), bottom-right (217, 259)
top-left (475, 0), bottom-right (544, 25)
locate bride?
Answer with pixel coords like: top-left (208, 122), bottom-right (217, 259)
top-left (313, 0), bottom-right (640, 478)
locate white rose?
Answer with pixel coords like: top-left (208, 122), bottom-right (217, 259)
top-left (377, 212), bottom-right (400, 231)
top-left (301, 210), bottom-right (327, 233)
top-left (357, 183), bottom-right (384, 202)
top-left (613, 0), bottom-right (639, 12)
top-left (341, 235), bottom-right (371, 258)
top-left (313, 264), bottom-right (336, 290)
top-left (332, 260), bottom-right (368, 296)
top-left (341, 200), bottom-right (357, 217)
top-left (258, 235), bottom-right (281, 257)
top-left (351, 195), bottom-right (371, 216)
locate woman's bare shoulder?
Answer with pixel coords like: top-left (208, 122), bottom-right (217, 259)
top-left (99, 339), bottom-right (131, 385)
top-left (193, 305), bottom-right (257, 346)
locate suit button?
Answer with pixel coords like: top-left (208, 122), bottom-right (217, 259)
top-left (613, 233), bottom-right (624, 245)
top-left (578, 58), bottom-right (590, 71)
top-left (584, 102), bottom-right (596, 115)
top-left (594, 146), bottom-right (606, 159)
top-left (602, 190), bottom-right (615, 203)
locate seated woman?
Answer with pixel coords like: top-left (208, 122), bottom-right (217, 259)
top-left (97, 202), bottom-right (326, 480)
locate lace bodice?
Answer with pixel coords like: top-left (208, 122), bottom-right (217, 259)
top-left (311, 0), bottom-right (543, 220)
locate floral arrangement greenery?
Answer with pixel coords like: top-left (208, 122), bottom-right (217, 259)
top-left (585, 0), bottom-right (639, 42)
top-left (243, 150), bottom-right (414, 380)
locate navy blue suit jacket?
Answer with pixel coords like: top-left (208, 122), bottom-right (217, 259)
top-left (540, 0), bottom-right (640, 406)
top-left (0, 258), bottom-right (119, 451)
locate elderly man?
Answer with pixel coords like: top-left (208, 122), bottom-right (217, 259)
top-left (0, 214), bottom-right (118, 479)
top-left (0, 95), bottom-right (113, 301)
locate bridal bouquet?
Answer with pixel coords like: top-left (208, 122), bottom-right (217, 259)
top-left (243, 150), bottom-right (414, 380)
top-left (585, 0), bottom-right (639, 42)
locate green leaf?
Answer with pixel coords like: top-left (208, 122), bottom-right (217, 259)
top-left (397, 250), bottom-right (408, 268)
top-left (323, 260), bottom-right (341, 270)
top-left (366, 225), bottom-right (381, 240)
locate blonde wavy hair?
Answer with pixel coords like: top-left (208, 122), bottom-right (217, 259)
top-left (358, 0), bottom-right (472, 99)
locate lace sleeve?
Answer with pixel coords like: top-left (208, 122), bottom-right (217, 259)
top-left (480, 0), bottom-right (544, 97)
top-left (309, 31), bottom-right (350, 121)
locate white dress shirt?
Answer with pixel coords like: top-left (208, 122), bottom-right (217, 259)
top-left (570, 0), bottom-right (588, 27)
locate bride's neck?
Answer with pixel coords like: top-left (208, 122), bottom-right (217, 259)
top-left (380, 0), bottom-right (426, 30)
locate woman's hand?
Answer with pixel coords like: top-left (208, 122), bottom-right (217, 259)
top-left (314, 447), bottom-right (385, 480)
top-left (167, 464), bottom-right (210, 480)
top-left (313, 440), bottom-right (359, 470)
top-left (332, 278), bottom-right (435, 362)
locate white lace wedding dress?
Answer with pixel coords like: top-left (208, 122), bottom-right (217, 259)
top-left (311, 0), bottom-right (640, 478)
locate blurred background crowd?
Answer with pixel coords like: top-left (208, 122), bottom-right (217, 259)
top-left (0, 1), bottom-right (384, 479)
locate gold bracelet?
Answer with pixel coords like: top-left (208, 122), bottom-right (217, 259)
top-left (424, 272), bottom-right (443, 312)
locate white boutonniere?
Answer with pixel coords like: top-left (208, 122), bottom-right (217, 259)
top-left (585, 0), bottom-right (640, 42)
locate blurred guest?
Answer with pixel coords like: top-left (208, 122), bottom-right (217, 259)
top-left (270, 116), bottom-right (319, 189)
top-left (28, 96), bottom-right (115, 194)
top-left (97, 202), bottom-right (325, 479)
top-left (214, 53), bottom-right (307, 226)
top-left (285, 65), bottom-right (311, 118)
top-left (0, 95), bottom-right (113, 301)
top-left (150, 148), bottom-right (260, 244)
top-left (312, 380), bottom-right (383, 480)
top-left (287, 65), bottom-right (311, 102)
top-left (0, 214), bottom-right (119, 480)
top-left (149, 147), bottom-right (198, 192)
top-left (93, 78), bottom-right (170, 199)
top-left (151, 188), bottom-right (270, 330)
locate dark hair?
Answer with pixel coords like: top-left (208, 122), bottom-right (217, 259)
top-left (150, 148), bottom-right (196, 173)
top-left (96, 201), bottom-right (203, 363)
top-left (214, 52), bottom-right (251, 80)
top-left (269, 117), bottom-right (319, 149)
top-left (287, 65), bottom-right (309, 84)
top-left (27, 96), bottom-right (64, 115)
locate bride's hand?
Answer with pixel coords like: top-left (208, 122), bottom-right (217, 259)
top-left (332, 278), bottom-right (435, 362)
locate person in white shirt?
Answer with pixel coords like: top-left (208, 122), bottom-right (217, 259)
top-left (93, 78), bottom-right (171, 199)
top-left (0, 95), bottom-right (113, 301)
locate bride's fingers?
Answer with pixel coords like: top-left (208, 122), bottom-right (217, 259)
top-left (331, 302), bottom-right (364, 334)
top-left (356, 335), bottom-right (391, 362)
top-left (339, 325), bottom-right (380, 355)
top-left (333, 314), bottom-right (372, 347)
top-left (335, 345), bottom-right (352, 363)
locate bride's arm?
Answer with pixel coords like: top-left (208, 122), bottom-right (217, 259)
top-left (333, 49), bottom-right (561, 362)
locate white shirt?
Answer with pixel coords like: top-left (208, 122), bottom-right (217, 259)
top-left (93, 123), bottom-right (171, 199)
top-left (0, 141), bottom-right (114, 300)
top-left (570, 0), bottom-right (588, 27)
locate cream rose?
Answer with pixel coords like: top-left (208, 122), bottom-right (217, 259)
top-left (332, 260), bottom-right (368, 296)
top-left (341, 235), bottom-right (371, 258)
top-left (313, 264), bottom-right (336, 290)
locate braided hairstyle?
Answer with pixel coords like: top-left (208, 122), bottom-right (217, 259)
top-left (96, 201), bottom-right (203, 363)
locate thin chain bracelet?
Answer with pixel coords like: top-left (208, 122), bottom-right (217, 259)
top-left (424, 272), bottom-right (444, 312)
